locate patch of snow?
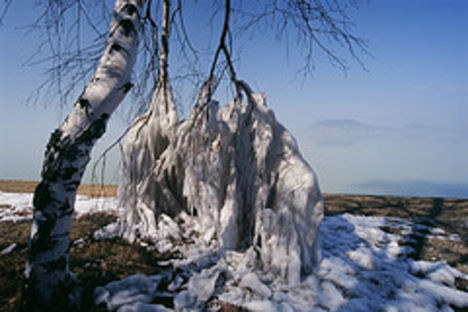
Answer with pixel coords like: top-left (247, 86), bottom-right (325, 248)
top-left (428, 233), bottom-right (462, 242)
top-left (187, 264), bottom-right (222, 304)
top-left (239, 272), bottom-right (272, 298)
top-left (1, 243), bottom-right (17, 254)
top-left (243, 300), bottom-right (279, 312)
top-left (94, 213), bottom-right (468, 311)
top-left (74, 195), bottom-right (120, 217)
top-left (95, 273), bottom-right (173, 311)
top-left (93, 221), bottom-right (121, 240)
top-left (430, 227), bottom-right (445, 235)
top-left (0, 191), bottom-right (120, 222)
top-left (0, 192), bottom-right (33, 222)
top-left (73, 238), bottom-right (86, 248)
top-left (448, 233), bottom-right (461, 241)
top-left (116, 302), bottom-right (172, 312)
top-left (410, 260), bottom-right (465, 287)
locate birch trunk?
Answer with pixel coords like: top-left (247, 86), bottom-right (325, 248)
top-left (24, 0), bottom-right (144, 309)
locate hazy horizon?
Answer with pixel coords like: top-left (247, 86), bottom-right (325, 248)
top-left (296, 118), bottom-right (468, 198)
top-left (1, 115), bottom-right (467, 199)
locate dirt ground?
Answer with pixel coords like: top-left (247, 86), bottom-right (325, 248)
top-left (0, 212), bottom-right (177, 311)
top-left (0, 180), bottom-right (466, 311)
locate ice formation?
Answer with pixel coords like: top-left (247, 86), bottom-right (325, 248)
top-left (114, 82), bottom-right (324, 284)
top-left (93, 214), bottom-right (468, 311)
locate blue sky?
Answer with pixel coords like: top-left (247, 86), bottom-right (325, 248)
top-left (0, 0), bottom-right (467, 197)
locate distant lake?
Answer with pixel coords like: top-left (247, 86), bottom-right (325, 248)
top-left (295, 119), bottom-right (468, 198)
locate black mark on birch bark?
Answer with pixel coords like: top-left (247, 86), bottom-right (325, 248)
top-left (119, 19), bottom-right (135, 36)
top-left (78, 98), bottom-right (91, 115)
top-left (110, 43), bottom-right (124, 53)
top-left (122, 82), bottom-right (133, 93)
top-left (33, 182), bottom-right (52, 212)
top-left (121, 3), bottom-right (137, 16)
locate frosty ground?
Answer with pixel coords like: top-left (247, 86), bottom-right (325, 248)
top-left (0, 185), bottom-right (467, 311)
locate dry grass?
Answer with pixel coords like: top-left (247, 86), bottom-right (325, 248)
top-left (0, 214), bottom-right (175, 312)
top-left (0, 180), bottom-right (117, 198)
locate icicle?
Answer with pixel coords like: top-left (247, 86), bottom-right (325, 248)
top-left (113, 82), bottom-right (323, 283)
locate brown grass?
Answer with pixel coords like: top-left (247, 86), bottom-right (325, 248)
top-left (0, 180), bottom-right (117, 198)
top-left (0, 214), bottom-right (175, 312)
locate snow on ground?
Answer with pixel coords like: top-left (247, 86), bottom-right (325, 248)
top-left (1, 242), bottom-right (17, 254)
top-left (1, 192), bottom-right (467, 311)
top-left (0, 191), bottom-right (120, 222)
top-left (93, 213), bottom-right (468, 312)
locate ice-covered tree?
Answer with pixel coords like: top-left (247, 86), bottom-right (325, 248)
top-left (1, 0), bottom-right (367, 310)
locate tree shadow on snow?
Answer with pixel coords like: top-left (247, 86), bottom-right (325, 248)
top-left (319, 213), bottom-right (464, 312)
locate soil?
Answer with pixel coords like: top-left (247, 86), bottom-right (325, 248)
top-left (0, 180), bottom-right (466, 311)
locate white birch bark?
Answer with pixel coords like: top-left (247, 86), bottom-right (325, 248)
top-left (25, 0), bottom-right (144, 309)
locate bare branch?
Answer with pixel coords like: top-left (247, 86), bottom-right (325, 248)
top-left (232, 0), bottom-right (369, 74)
top-left (0, 0), bottom-right (13, 25)
top-left (17, 0), bottom-right (369, 118)
top-left (206, 0), bottom-right (243, 102)
top-left (160, 0), bottom-right (171, 84)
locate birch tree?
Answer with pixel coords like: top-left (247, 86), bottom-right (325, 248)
top-left (23, 0), bottom-right (145, 310)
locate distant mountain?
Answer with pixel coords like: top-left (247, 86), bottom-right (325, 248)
top-left (302, 119), bottom-right (389, 145)
top-left (308, 119), bottom-right (385, 134)
top-left (299, 119), bottom-right (459, 146)
top-left (313, 119), bottom-right (373, 128)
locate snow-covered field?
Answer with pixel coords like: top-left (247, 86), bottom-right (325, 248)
top-left (0, 191), bottom-right (120, 222)
top-left (1, 191), bottom-right (467, 311)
